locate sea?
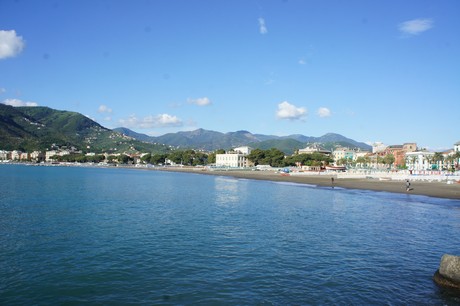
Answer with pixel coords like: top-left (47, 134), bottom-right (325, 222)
top-left (1, 164), bottom-right (460, 305)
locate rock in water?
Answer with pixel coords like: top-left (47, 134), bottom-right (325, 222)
top-left (434, 254), bottom-right (460, 290)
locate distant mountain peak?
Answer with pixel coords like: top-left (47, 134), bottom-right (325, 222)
top-left (116, 127), bottom-right (371, 153)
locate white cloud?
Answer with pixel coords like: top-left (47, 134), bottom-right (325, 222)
top-left (317, 107), bottom-right (331, 118)
top-left (2, 98), bottom-right (38, 107)
top-left (276, 101), bottom-right (307, 120)
top-left (97, 104), bottom-right (112, 113)
top-left (187, 97), bottom-right (212, 106)
top-left (118, 113), bottom-right (183, 129)
top-left (0, 30), bottom-right (25, 59)
top-left (258, 18), bottom-right (267, 34)
top-left (298, 59), bottom-right (306, 65)
top-left (399, 18), bottom-right (433, 35)
top-left (0, 88), bottom-right (5, 94)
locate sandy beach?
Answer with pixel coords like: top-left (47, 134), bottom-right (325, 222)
top-left (157, 167), bottom-right (460, 200)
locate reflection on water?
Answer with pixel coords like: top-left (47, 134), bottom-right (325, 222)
top-left (213, 176), bottom-right (246, 206)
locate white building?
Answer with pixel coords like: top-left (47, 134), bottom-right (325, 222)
top-left (45, 149), bottom-right (71, 162)
top-left (215, 146), bottom-right (252, 168)
top-left (30, 151), bottom-right (44, 162)
top-left (455, 141), bottom-right (460, 154)
top-left (233, 146), bottom-right (252, 155)
top-left (0, 150), bottom-right (9, 160)
top-left (298, 144), bottom-right (331, 155)
top-left (405, 151), bottom-right (435, 171)
top-left (45, 150), bottom-right (59, 162)
top-left (372, 142), bottom-right (387, 153)
top-left (11, 150), bottom-right (22, 161)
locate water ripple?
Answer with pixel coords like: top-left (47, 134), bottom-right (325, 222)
top-left (1, 165), bottom-right (460, 304)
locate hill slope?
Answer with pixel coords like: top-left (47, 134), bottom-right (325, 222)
top-left (0, 104), bottom-right (170, 153)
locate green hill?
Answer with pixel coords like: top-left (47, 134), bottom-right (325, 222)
top-left (249, 139), bottom-right (305, 155)
top-left (0, 104), bottom-right (170, 153)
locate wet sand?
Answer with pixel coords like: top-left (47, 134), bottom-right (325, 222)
top-left (157, 167), bottom-right (460, 200)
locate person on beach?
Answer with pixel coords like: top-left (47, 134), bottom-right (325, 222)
top-left (406, 179), bottom-right (411, 191)
top-left (331, 177), bottom-right (335, 188)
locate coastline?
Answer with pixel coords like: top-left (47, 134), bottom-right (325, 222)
top-left (155, 167), bottom-right (460, 200)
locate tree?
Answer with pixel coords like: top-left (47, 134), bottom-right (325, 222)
top-left (150, 153), bottom-right (167, 165)
top-left (167, 151), bottom-right (184, 165)
top-left (432, 152), bottom-right (444, 170)
top-left (193, 152), bottom-right (208, 166)
top-left (118, 154), bottom-right (132, 164)
top-left (408, 155), bottom-right (417, 169)
top-left (141, 153), bottom-right (152, 163)
top-left (455, 151), bottom-right (460, 170)
top-left (266, 148), bottom-right (285, 167)
top-left (445, 154), bottom-right (456, 171)
top-left (355, 156), bottom-right (368, 168)
top-left (383, 154), bottom-right (395, 168)
top-left (247, 148), bottom-right (266, 166)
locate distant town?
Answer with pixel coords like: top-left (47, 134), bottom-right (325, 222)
top-left (2, 140), bottom-right (460, 174)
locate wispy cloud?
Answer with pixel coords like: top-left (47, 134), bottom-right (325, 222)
top-left (0, 88), bottom-right (5, 94)
top-left (398, 18), bottom-right (433, 36)
top-left (187, 97), bottom-right (212, 106)
top-left (97, 104), bottom-right (112, 114)
top-left (276, 101), bottom-right (307, 120)
top-left (258, 18), bottom-right (267, 34)
top-left (0, 30), bottom-right (25, 59)
top-left (118, 114), bottom-right (183, 129)
top-left (298, 59), bottom-right (306, 65)
top-left (2, 98), bottom-right (38, 107)
top-left (317, 107), bottom-right (331, 118)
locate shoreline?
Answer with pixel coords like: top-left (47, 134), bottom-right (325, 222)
top-left (156, 167), bottom-right (460, 200)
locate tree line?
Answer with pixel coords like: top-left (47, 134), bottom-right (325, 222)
top-left (50, 148), bottom-right (333, 167)
top-left (48, 148), bottom-right (460, 170)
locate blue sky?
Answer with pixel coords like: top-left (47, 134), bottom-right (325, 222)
top-left (1, 0), bottom-right (459, 150)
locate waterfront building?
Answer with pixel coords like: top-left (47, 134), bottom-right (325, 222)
top-left (403, 143), bottom-right (417, 152)
top-left (332, 147), bottom-right (355, 163)
top-left (232, 146), bottom-right (252, 155)
top-left (11, 150), bottom-right (22, 161)
top-left (405, 151), bottom-right (435, 171)
top-left (19, 152), bottom-right (29, 161)
top-left (30, 151), bottom-right (44, 162)
top-left (215, 146), bottom-right (252, 168)
top-left (45, 150), bottom-right (59, 162)
top-left (0, 150), bottom-right (9, 160)
top-left (45, 149), bottom-right (71, 162)
top-left (372, 142), bottom-right (387, 153)
top-left (383, 145), bottom-right (404, 168)
top-left (455, 141), bottom-right (460, 153)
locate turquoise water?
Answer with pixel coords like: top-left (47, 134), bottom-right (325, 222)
top-left (1, 164), bottom-right (460, 304)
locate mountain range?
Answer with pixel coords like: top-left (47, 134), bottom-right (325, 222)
top-left (114, 127), bottom-right (372, 154)
top-left (0, 104), bottom-right (371, 154)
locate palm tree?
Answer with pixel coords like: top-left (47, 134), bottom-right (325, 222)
top-left (433, 152), bottom-right (444, 170)
top-left (445, 155), bottom-right (455, 171)
top-left (455, 151), bottom-right (460, 170)
top-left (408, 155), bottom-right (418, 170)
top-left (355, 156), bottom-right (367, 168)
